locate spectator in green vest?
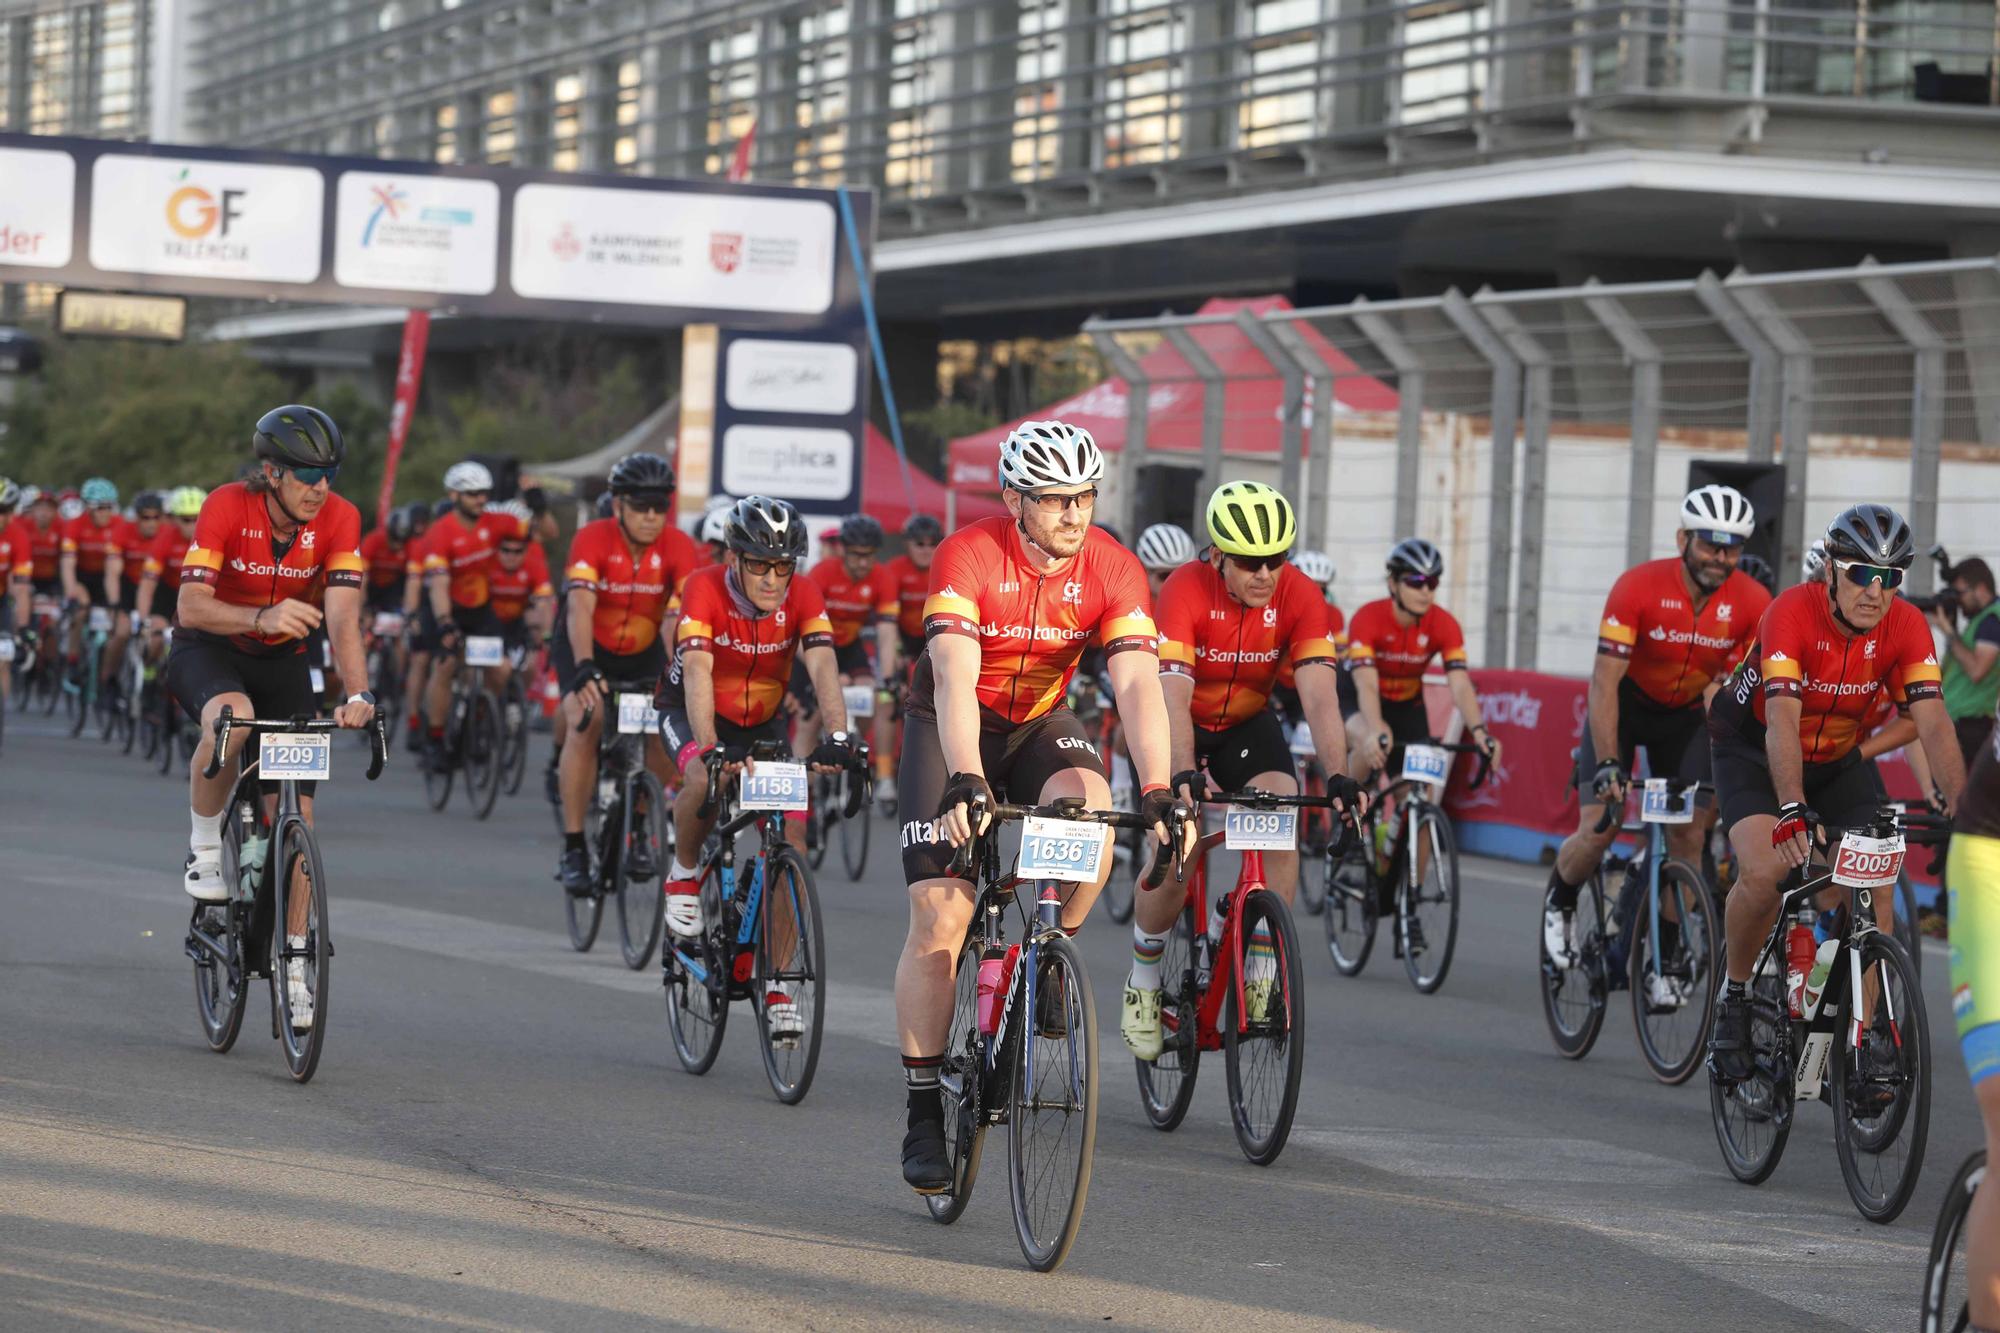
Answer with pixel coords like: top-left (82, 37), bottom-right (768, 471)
top-left (1932, 556), bottom-right (2000, 765)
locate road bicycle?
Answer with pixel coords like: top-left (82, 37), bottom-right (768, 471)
top-left (63, 603), bottom-right (117, 740)
top-left (561, 686), bottom-right (671, 968)
top-left (1324, 739), bottom-right (1488, 993)
top-left (1135, 787), bottom-right (1348, 1164)
top-left (1709, 807), bottom-right (1931, 1223)
top-left (497, 639), bottom-right (534, 796)
top-left (1292, 722), bottom-right (1335, 917)
top-left (664, 739), bottom-right (857, 1103)
top-left (1540, 775), bottom-right (1722, 1084)
top-left (421, 634), bottom-right (505, 819)
top-left (805, 683), bottom-right (878, 880)
top-left (1922, 1149), bottom-right (1985, 1333)
top-left (1890, 798), bottom-right (1952, 979)
top-left (363, 610), bottom-right (407, 743)
top-left (925, 793), bottom-right (1180, 1271)
top-left (184, 706), bottom-right (388, 1082)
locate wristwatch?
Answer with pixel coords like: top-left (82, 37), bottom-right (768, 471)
top-left (829, 730), bottom-right (850, 744)
top-left (347, 690), bottom-right (376, 706)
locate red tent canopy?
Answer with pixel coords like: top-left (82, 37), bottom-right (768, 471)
top-left (947, 295), bottom-right (1399, 489)
top-left (862, 423), bottom-right (1007, 529)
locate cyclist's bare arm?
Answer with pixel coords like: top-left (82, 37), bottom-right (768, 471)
top-left (803, 641), bottom-right (850, 740)
top-left (875, 613), bottom-right (900, 682)
top-left (1446, 667), bottom-right (1487, 736)
top-left (425, 565), bottom-right (452, 622)
top-left (59, 551), bottom-right (79, 602)
top-left (176, 580), bottom-right (317, 640)
top-left (1859, 714), bottom-right (1919, 762)
top-left (1911, 694), bottom-right (1966, 811)
top-left (324, 584), bottom-right (374, 727)
top-left (105, 551), bottom-right (124, 608)
top-left (930, 633), bottom-right (986, 845)
top-left (680, 647), bottom-right (719, 751)
top-left (11, 576), bottom-right (30, 628)
top-left (401, 565), bottom-right (423, 616)
top-left (1107, 648), bottom-right (1193, 854)
top-left (1587, 651), bottom-right (1628, 767)
top-left (1350, 663), bottom-right (1386, 741)
top-left (564, 586), bottom-right (601, 713)
top-left (1294, 660), bottom-right (1350, 778)
top-left (136, 574), bottom-right (160, 623)
top-left (527, 593), bottom-right (554, 637)
top-left (1160, 671), bottom-right (1197, 789)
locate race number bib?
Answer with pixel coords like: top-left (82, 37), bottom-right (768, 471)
top-left (0, 635), bottom-right (14, 663)
top-left (1832, 832), bottom-right (1905, 888)
top-left (1640, 779), bottom-right (1695, 825)
top-left (842, 684), bottom-right (875, 719)
top-left (741, 761), bottom-right (810, 811)
top-left (615, 693), bottom-right (659, 735)
top-left (1401, 744), bottom-right (1449, 786)
top-left (463, 635), bottom-right (505, 667)
top-left (1225, 806), bottom-right (1297, 851)
top-left (86, 606), bottom-right (113, 634)
top-left (259, 732), bottom-right (331, 782)
top-left (371, 611), bottom-right (405, 637)
top-left (1018, 815), bottom-right (1109, 883)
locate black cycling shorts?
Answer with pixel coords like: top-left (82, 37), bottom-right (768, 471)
top-left (898, 707), bottom-right (1107, 883)
top-left (550, 619), bottom-right (664, 696)
top-left (415, 601), bottom-right (504, 654)
top-left (364, 582), bottom-right (403, 615)
top-left (1195, 708), bottom-right (1297, 793)
top-left (1575, 677), bottom-right (1712, 791)
top-left (166, 632), bottom-right (320, 795)
top-left (656, 704), bottom-right (787, 772)
top-left (788, 638), bottom-right (873, 717)
top-left (77, 570), bottom-right (110, 610)
top-left (1709, 722), bottom-right (1883, 836)
top-left (498, 616), bottom-right (534, 655)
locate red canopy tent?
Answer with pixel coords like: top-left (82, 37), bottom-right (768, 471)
top-left (947, 295), bottom-right (1399, 489)
top-left (862, 422), bottom-right (1007, 528)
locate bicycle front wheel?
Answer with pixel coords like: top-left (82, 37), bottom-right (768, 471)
top-left (1225, 889), bottom-right (1305, 1166)
top-left (1008, 932), bottom-right (1097, 1273)
top-left (1628, 860), bottom-right (1719, 1085)
top-left (1541, 877), bottom-right (1609, 1059)
top-left (1895, 871), bottom-right (1923, 982)
top-left (1402, 806), bottom-right (1459, 993)
top-left (1709, 970), bottom-right (1793, 1186)
top-left (272, 815), bottom-right (331, 1083)
top-left (928, 932), bottom-right (989, 1225)
top-left (1135, 903), bottom-right (1200, 1131)
top-left (502, 682), bottom-right (530, 795)
top-left (1923, 1151), bottom-right (1986, 1333)
top-left (617, 772), bottom-right (670, 969)
top-left (756, 848), bottom-right (826, 1104)
top-left (1831, 929), bottom-right (1931, 1224)
top-left (463, 690), bottom-right (504, 820)
top-left (1324, 847), bottom-right (1377, 976)
top-left (838, 773), bottom-right (871, 880)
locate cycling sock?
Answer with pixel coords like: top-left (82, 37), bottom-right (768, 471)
top-left (904, 1054), bottom-right (943, 1126)
top-left (1723, 978), bottom-right (1747, 1001)
top-left (1129, 924), bottom-right (1168, 990)
top-left (189, 806), bottom-right (223, 852)
top-left (1546, 866), bottom-right (1581, 913)
top-left (1206, 898), bottom-right (1226, 946)
top-left (563, 831), bottom-right (585, 855)
top-left (428, 726), bottom-right (444, 741)
top-left (669, 853), bottom-right (699, 882)
top-left (1245, 922), bottom-right (1277, 984)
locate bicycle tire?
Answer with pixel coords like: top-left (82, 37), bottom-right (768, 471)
top-left (1402, 806), bottom-right (1459, 993)
top-left (1296, 826), bottom-right (1329, 917)
top-left (423, 737), bottom-right (454, 810)
top-left (502, 680), bottom-right (530, 795)
top-left (1225, 889), bottom-right (1305, 1166)
top-left (463, 690), bottom-right (503, 820)
top-left (1324, 846), bottom-right (1377, 976)
top-left (1922, 1151), bottom-right (1985, 1333)
top-left (1135, 904), bottom-right (1201, 1131)
top-left (1007, 931), bottom-right (1097, 1273)
top-left (1895, 871), bottom-right (1923, 982)
top-left (839, 771), bottom-right (871, 880)
top-left (1541, 878), bottom-right (1609, 1059)
top-left (193, 805), bottom-right (252, 1053)
top-left (928, 933), bottom-right (989, 1225)
top-left (68, 655), bottom-right (91, 737)
top-left (1629, 859), bottom-right (1719, 1085)
top-left (664, 913), bottom-right (729, 1076)
top-left (272, 814), bottom-right (331, 1083)
top-left (617, 770), bottom-right (670, 970)
top-left (1831, 930), bottom-right (1931, 1224)
top-left (755, 847), bottom-right (825, 1104)
top-left (806, 775), bottom-right (831, 870)
top-left (1709, 970), bottom-right (1793, 1186)
top-left (39, 649), bottom-right (60, 715)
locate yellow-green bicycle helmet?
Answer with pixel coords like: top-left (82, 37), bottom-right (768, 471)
top-left (1205, 481), bottom-right (1297, 558)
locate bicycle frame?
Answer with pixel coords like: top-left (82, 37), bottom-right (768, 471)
top-left (1752, 864), bottom-right (1901, 1102)
top-left (668, 742), bottom-right (802, 998)
top-left (1178, 832), bottom-right (1266, 1052)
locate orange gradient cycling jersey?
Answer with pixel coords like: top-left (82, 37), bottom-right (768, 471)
top-left (883, 553), bottom-right (932, 638)
top-left (116, 520), bottom-right (156, 570)
top-left (807, 556), bottom-right (898, 647)
top-left (179, 482), bottom-right (365, 656)
top-left (1713, 582), bottom-right (1942, 764)
top-left (1158, 562), bottom-right (1339, 731)
top-left (417, 510), bottom-right (517, 608)
top-left (489, 544), bottom-right (552, 624)
top-left (563, 518), bottom-right (701, 655)
top-left (142, 525), bottom-right (193, 594)
top-left (8, 516), bottom-right (61, 582)
top-left (667, 564), bottom-right (834, 727)
top-left (1345, 598), bottom-right (1468, 702)
top-left (1596, 559), bottom-right (1769, 709)
top-left (913, 517), bottom-right (1158, 726)
top-left (358, 528), bottom-right (408, 593)
top-left (1278, 600), bottom-right (1345, 692)
top-left (60, 512), bottom-right (132, 575)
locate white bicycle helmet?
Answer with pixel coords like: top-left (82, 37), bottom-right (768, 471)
top-left (1801, 538), bottom-right (1828, 583)
top-left (488, 498), bottom-right (532, 530)
top-left (1680, 484), bottom-right (1755, 545)
top-left (997, 420), bottom-right (1104, 491)
top-left (1135, 523), bottom-right (1195, 572)
top-left (1293, 549), bottom-right (1336, 587)
top-left (700, 507), bottom-right (730, 545)
top-left (443, 460), bottom-right (495, 494)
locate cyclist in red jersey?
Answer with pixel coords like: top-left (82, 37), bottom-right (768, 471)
top-left (7, 487), bottom-right (61, 654)
top-left (551, 453), bottom-right (702, 894)
top-left (796, 513), bottom-right (900, 796)
top-left (358, 516), bottom-right (412, 617)
top-left (0, 478), bottom-right (20, 699)
top-left (61, 477), bottom-right (135, 686)
top-left (1707, 504), bottom-right (1965, 1083)
top-left (882, 513), bottom-right (940, 685)
top-left (136, 487), bottom-right (203, 631)
top-left (894, 420), bottom-right (1194, 1194)
top-left (170, 407), bottom-right (375, 968)
top-left (1343, 537), bottom-right (1499, 776)
top-left (410, 460), bottom-right (519, 767)
top-left (487, 515), bottom-right (553, 654)
top-left (1542, 485), bottom-right (1768, 970)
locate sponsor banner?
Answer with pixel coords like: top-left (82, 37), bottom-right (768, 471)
top-left (334, 171), bottom-right (499, 295)
top-left (0, 146), bottom-right (75, 268)
top-left (1436, 668), bottom-right (1588, 841)
top-left (377, 310), bottom-right (431, 526)
top-left (90, 154), bottom-right (324, 284)
top-left (720, 424), bottom-right (856, 501)
top-left (725, 338), bottom-right (858, 416)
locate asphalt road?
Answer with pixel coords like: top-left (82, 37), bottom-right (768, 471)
top-left (0, 709), bottom-right (1978, 1331)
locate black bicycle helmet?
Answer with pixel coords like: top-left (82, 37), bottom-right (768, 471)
top-left (1736, 552), bottom-right (1776, 595)
top-left (401, 500), bottom-right (433, 535)
top-left (1824, 503), bottom-right (1915, 568)
top-left (839, 514), bottom-right (885, 550)
top-left (595, 491), bottom-right (615, 519)
top-left (903, 513), bottom-right (943, 543)
top-left (387, 507), bottom-right (416, 543)
top-left (727, 495), bottom-right (808, 560)
top-left (132, 490), bottom-right (165, 516)
top-left (253, 405), bottom-right (344, 468)
top-left (1386, 537), bottom-right (1444, 578)
top-left (608, 452), bottom-right (675, 496)
top-left (433, 498), bottom-right (454, 519)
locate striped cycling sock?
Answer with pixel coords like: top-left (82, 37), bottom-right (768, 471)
top-left (1130, 924), bottom-right (1169, 990)
top-left (1245, 923), bottom-right (1277, 984)
top-left (904, 1053), bottom-right (943, 1126)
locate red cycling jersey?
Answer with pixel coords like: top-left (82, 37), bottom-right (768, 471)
top-left (1157, 561), bottom-right (1340, 731)
top-left (1277, 601), bottom-right (1345, 692)
top-left (358, 528), bottom-right (408, 593)
top-left (1344, 598), bottom-right (1468, 703)
top-left (665, 564), bottom-right (834, 727)
top-left (562, 518), bottom-right (701, 656)
top-left (141, 525), bottom-right (194, 599)
top-left (913, 517), bottom-right (1158, 726)
top-left (0, 523), bottom-right (19, 590)
top-left (806, 557), bottom-right (898, 648)
top-left (116, 519), bottom-right (158, 571)
top-left (489, 544), bottom-right (552, 624)
top-left (60, 512), bottom-right (132, 577)
top-left (1712, 582), bottom-right (1943, 765)
top-left (179, 481), bottom-right (365, 656)
top-left (417, 510), bottom-right (517, 609)
top-left (882, 553), bottom-right (932, 639)
top-left (1596, 559), bottom-right (1769, 709)
top-left (8, 515), bottom-right (61, 583)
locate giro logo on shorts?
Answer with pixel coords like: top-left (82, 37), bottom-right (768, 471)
top-left (1055, 736), bottom-right (1099, 756)
top-left (902, 818), bottom-right (948, 848)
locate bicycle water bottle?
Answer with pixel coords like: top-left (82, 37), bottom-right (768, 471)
top-left (1785, 914), bottom-right (1815, 1019)
top-left (236, 806), bottom-right (266, 904)
top-left (1801, 937), bottom-right (1840, 1018)
top-left (977, 944), bottom-right (1020, 1035)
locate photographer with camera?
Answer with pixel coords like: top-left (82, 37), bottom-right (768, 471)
top-left (1931, 556), bottom-right (2000, 764)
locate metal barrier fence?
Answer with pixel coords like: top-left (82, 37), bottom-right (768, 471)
top-left (1082, 253), bottom-right (2000, 672)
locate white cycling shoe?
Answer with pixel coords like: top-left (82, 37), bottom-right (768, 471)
top-left (285, 942), bottom-right (314, 1029)
top-left (1542, 906), bottom-right (1575, 965)
top-left (664, 887), bottom-right (704, 939)
top-left (765, 986), bottom-right (803, 1045)
top-left (184, 846), bottom-right (226, 902)
top-left (874, 775), bottom-right (897, 804)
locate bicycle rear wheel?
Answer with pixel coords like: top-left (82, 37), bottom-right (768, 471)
top-left (1008, 932), bottom-right (1097, 1273)
top-left (1923, 1151), bottom-right (1985, 1333)
top-left (1831, 930), bottom-right (1930, 1223)
top-left (423, 731), bottom-right (454, 810)
top-left (806, 776), bottom-right (831, 870)
top-left (463, 689), bottom-right (503, 819)
top-left (755, 848), bottom-right (825, 1104)
top-left (1324, 847), bottom-right (1377, 975)
top-left (1098, 835), bottom-right (1135, 924)
top-left (272, 815), bottom-right (331, 1083)
top-left (1296, 822), bottom-right (1329, 917)
top-left (1629, 860), bottom-right (1719, 1085)
top-left (617, 771), bottom-right (670, 970)
top-left (1402, 806), bottom-right (1459, 993)
top-left (928, 934), bottom-right (989, 1225)
top-left (1541, 879), bottom-right (1609, 1059)
top-left (1136, 903), bottom-right (1201, 1131)
top-left (1225, 889), bottom-right (1305, 1166)
top-left (1709, 969), bottom-right (1793, 1185)
top-left (839, 772), bottom-right (870, 880)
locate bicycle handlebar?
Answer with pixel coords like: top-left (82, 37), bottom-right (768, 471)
top-left (201, 704), bottom-right (389, 781)
top-left (1205, 788), bottom-right (1362, 859)
top-left (944, 794), bottom-right (1194, 889)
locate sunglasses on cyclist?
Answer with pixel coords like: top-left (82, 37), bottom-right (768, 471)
top-left (498, 542), bottom-right (528, 555)
top-left (846, 546), bottom-right (879, 560)
top-left (1399, 573), bottom-right (1440, 590)
top-left (1227, 552), bottom-right (1289, 574)
top-left (1018, 487), bottom-right (1097, 513)
top-left (739, 555), bottom-right (797, 579)
top-left (619, 493), bottom-right (671, 514)
top-left (1833, 558), bottom-right (1906, 590)
top-left (284, 464), bottom-right (339, 486)
top-left (135, 509), bottom-right (163, 521)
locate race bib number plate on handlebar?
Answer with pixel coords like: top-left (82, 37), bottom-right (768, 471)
top-left (0, 635), bottom-right (13, 663)
top-left (1400, 744), bottom-right (1449, 786)
top-left (372, 611), bottom-right (405, 637)
top-left (463, 635), bottom-right (505, 667)
top-left (1225, 806), bottom-right (1297, 851)
top-left (741, 761), bottom-right (809, 811)
top-left (87, 606), bottom-right (113, 634)
top-left (615, 693), bottom-right (659, 735)
top-left (259, 732), bottom-right (331, 782)
top-left (1018, 815), bottom-right (1109, 883)
top-left (842, 684), bottom-right (875, 719)
top-left (1640, 778), bottom-right (1695, 825)
top-left (1832, 831), bottom-right (1905, 888)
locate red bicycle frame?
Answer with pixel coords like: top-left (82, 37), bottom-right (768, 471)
top-left (1164, 830), bottom-right (1280, 1053)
